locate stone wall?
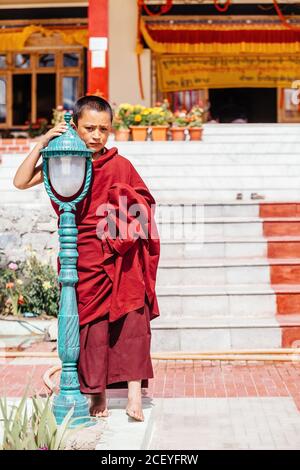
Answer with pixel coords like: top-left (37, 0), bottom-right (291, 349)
top-left (0, 204), bottom-right (59, 268)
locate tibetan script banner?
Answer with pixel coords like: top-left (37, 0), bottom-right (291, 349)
top-left (156, 54), bottom-right (300, 91)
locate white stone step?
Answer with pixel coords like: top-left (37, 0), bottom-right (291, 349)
top-left (130, 154), bottom-right (300, 164)
top-left (153, 189), bottom-right (300, 201)
top-left (158, 258), bottom-right (269, 285)
top-left (158, 257), bottom-right (300, 286)
top-left (161, 237), bottom-right (268, 259)
top-left (120, 141), bottom-right (300, 156)
top-left (151, 316), bottom-right (282, 350)
top-left (156, 284), bottom-right (277, 318)
top-left (3, 174), bottom-right (300, 192)
top-left (144, 176), bottom-right (300, 190)
top-left (132, 164), bottom-right (300, 177)
top-left (157, 217), bottom-right (263, 239)
top-left (156, 202), bottom-right (260, 219)
top-left (5, 163), bottom-right (300, 179)
top-left (201, 123), bottom-right (300, 135)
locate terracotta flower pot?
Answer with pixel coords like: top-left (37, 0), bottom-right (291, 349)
top-left (151, 125), bottom-right (169, 141)
top-left (114, 128), bottom-right (131, 141)
top-left (130, 126), bottom-right (148, 141)
top-left (170, 127), bottom-right (186, 141)
top-left (188, 127), bottom-right (203, 141)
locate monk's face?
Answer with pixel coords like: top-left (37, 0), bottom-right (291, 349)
top-left (75, 108), bottom-right (112, 153)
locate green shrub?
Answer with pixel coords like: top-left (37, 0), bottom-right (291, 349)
top-left (0, 255), bottom-right (59, 318)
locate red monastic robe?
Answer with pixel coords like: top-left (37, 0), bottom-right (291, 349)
top-left (51, 146), bottom-right (160, 326)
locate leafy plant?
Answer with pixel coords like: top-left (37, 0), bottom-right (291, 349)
top-left (0, 262), bottom-right (25, 316)
top-left (51, 105), bottom-right (68, 126)
top-left (147, 100), bottom-right (173, 127)
top-left (25, 118), bottom-right (48, 138)
top-left (124, 104), bottom-right (149, 127)
top-left (112, 103), bottom-right (132, 130)
top-left (171, 110), bottom-right (189, 127)
top-left (187, 104), bottom-right (204, 128)
top-left (0, 391), bottom-right (87, 450)
top-left (21, 255), bottom-right (59, 318)
top-left (0, 254), bottom-right (59, 318)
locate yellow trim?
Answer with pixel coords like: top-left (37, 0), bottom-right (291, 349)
top-left (146, 22), bottom-right (293, 31)
top-left (0, 25), bottom-right (88, 51)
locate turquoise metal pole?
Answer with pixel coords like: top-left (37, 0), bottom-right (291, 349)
top-left (42, 112), bottom-right (93, 426)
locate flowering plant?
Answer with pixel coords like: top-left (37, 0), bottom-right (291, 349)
top-left (128, 104), bottom-right (150, 127)
top-left (147, 100), bottom-right (173, 126)
top-left (112, 103), bottom-right (132, 130)
top-left (171, 109), bottom-right (189, 127)
top-left (51, 105), bottom-right (68, 126)
top-left (0, 254), bottom-right (59, 317)
top-left (187, 104), bottom-right (204, 128)
top-left (25, 118), bottom-right (48, 138)
top-left (0, 262), bottom-right (24, 316)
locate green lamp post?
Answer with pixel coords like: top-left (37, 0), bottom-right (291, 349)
top-left (41, 112), bottom-right (93, 426)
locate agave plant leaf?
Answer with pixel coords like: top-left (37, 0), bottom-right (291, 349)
top-left (0, 396), bottom-right (8, 421)
top-left (36, 397), bottom-right (51, 448)
top-left (52, 406), bottom-right (75, 450)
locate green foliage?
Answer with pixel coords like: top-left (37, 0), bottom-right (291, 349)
top-left (51, 106), bottom-right (68, 126)
top-left (0, 391), bottom-right (87, 450)
top-left (0, 255), bottom-right (59, 318)
top-left (187, 104), bottom-right (204, 128)
top-left (21, 255), bottom-right (59, 318)
top-left (26, 118), bottom-right (48, 138)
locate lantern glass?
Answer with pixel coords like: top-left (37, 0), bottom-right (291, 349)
top-left (48, 156), bottom-right (86, 197)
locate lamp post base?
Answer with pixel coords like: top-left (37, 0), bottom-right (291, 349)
top-left (53, 392), bottom-right (93, 427)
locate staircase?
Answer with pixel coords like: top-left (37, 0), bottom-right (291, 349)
top-left (2, 124), bottom-right (300, 350)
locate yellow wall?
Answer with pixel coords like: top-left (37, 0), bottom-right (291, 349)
top-left (109, 0), bottom-right (151, 107)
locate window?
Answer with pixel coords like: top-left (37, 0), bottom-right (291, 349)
top-left (0, 49), bottom-right (83, 128)
top-left (63, 52), bottom-right (79, 67)
top-left (38, 54), bottom-right (55, 68)
top-left (15, 53), bottom-right (30, 69)
top-left (0, 55), bottom-right (6, 69)
top-left (63, 77), bottom-right (79, 110)
top-left (0, 78), bottom-right (6, 123)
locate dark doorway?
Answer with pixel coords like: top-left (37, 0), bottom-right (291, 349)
top-left (37, 73), bottom-right (56, 124)
top-left (209, 88), bottom-right (277, 123)
top-left (13, 74), bottom-right (32, 125)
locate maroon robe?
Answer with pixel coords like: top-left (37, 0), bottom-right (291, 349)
top-left (51, 146), bottom-right (160, 326)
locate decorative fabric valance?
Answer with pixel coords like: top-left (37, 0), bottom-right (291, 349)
top-left (0, 25), bottom-right (88, 51)
top-left (141, 18), bottom-right (300, 55)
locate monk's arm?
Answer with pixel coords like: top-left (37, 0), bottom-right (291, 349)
top-left (13, 143), bottom-right (44, 190)
top-left (13, 122), bottom-right (67, 190)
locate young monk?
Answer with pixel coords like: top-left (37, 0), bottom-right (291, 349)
top-left (13, 96), bottom-right (160, 422)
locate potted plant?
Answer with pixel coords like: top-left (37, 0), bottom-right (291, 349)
top-left (51, 105), bottom-right (67, 126)
top-left (148, 100), bottom-right (173, 141)
top-left (128, 105), bottom-right (150, 141)
top-left (112, 103), bottom-right (132, 141)
top-left (25, 118), bottom-right (48, 139)
top-left (187, 104), bottom-right (204, 140)
top-left (170, 110), bottom-right (188, 141)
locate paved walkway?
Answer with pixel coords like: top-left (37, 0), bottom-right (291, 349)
top-left (1, 341), bottom-right (300, 449)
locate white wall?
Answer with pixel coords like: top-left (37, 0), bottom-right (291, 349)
top-left (109, 0), bottom-right (151, 107)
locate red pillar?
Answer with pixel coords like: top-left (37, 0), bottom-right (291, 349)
top-left (87, 0), bottom-right (109, 99)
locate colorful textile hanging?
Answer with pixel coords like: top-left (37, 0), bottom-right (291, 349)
top-left (156, 54), bottom-right (300, 91)
top-left (141, 18), bottom-right (300, 55)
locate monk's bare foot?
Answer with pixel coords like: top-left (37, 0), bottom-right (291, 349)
top-left (126, 380), bottom-right (144, 422)
top-left (89, 391), bottom-right (109, 418)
